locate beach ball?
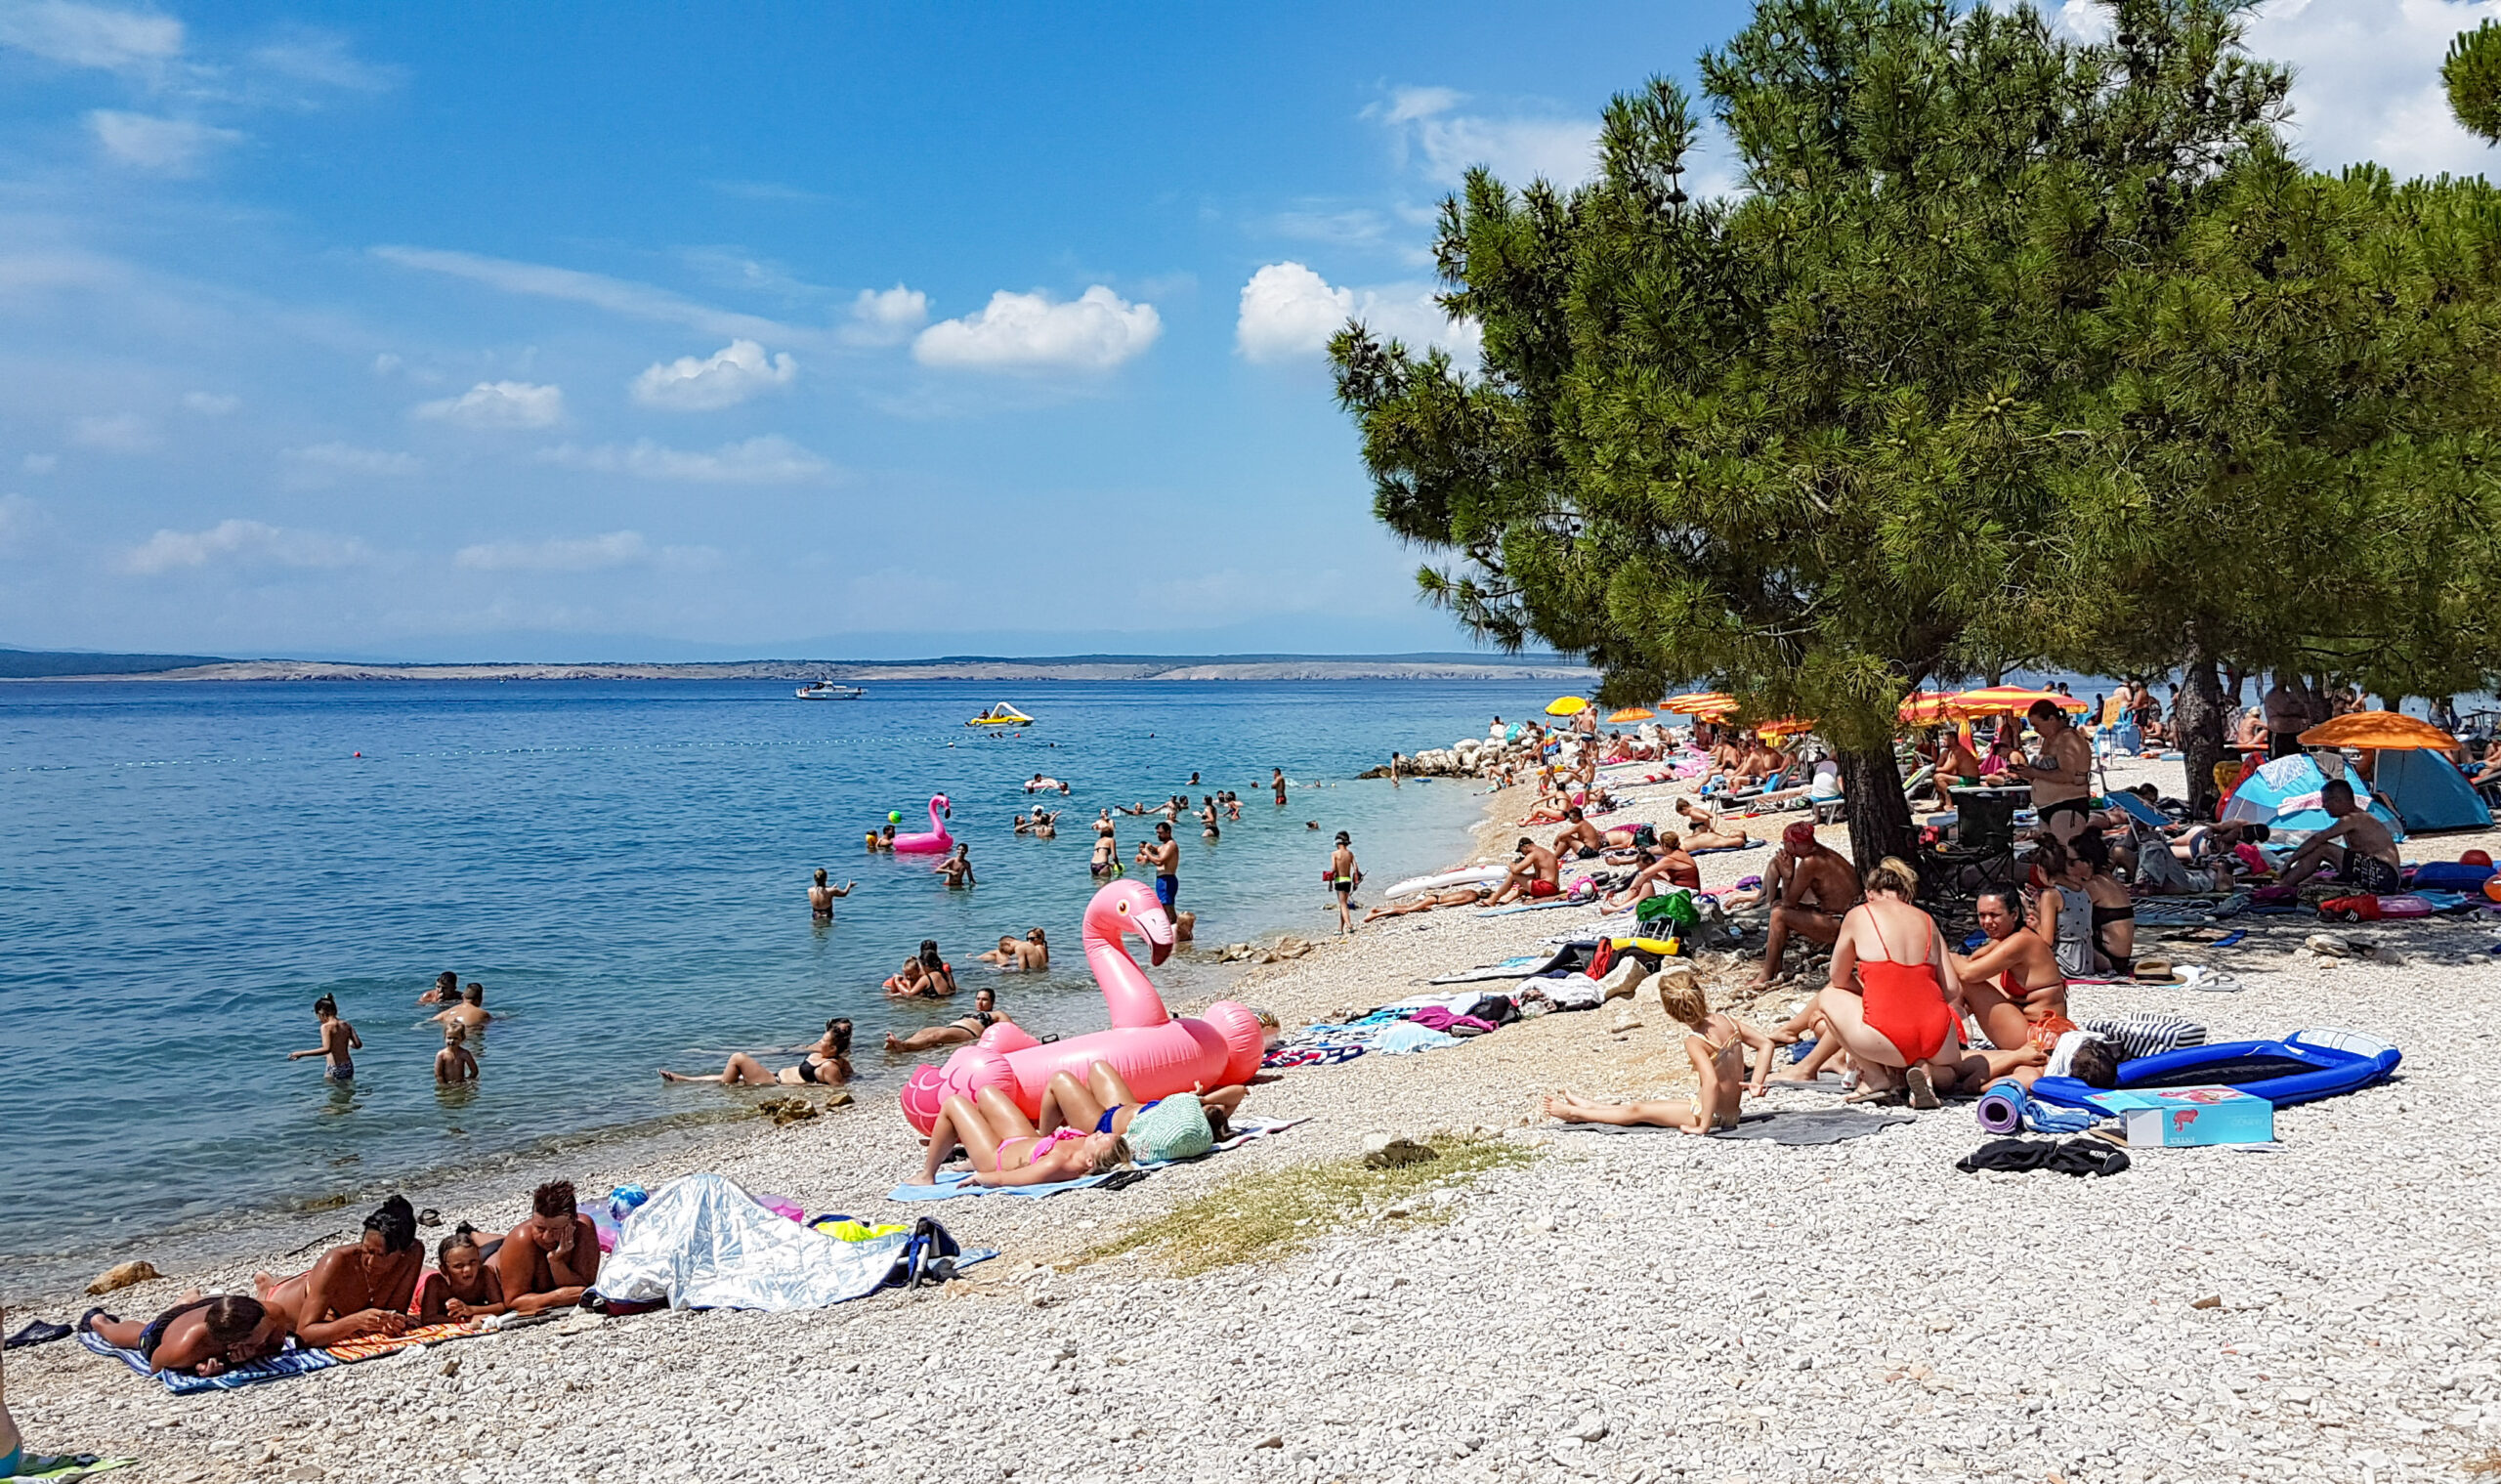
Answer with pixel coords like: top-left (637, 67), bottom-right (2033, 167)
top-left (2465, 849), bottom-right (2492, 869)
top-left (2485, 876), bottom-right (2501, 905)
top-left (889, 810), bottom-right (902, 823)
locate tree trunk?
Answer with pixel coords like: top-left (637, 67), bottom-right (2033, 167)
top-left (2176, 653), bottom-right (2228, 819)
top-left (1837, 744), bottom-right (1916, 869)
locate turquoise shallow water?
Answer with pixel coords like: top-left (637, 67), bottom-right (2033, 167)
top-left (0, 678), bottom-right (1555, 1277)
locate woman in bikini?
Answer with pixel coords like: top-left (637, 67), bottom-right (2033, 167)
top-left (2031, 834), bottom-right (2135, 977)
top-left (916, 1087), bottom-right (1133, 1188)
top-left (658, 1018), bottom-right (853, 1086)
top-left (1090, 812), bottom-right (1122, 877)
top-left (1034, 1058), bottom-right (1249, 1157)
top-left (1543, 975), bottom-right (1775, 1132)
top-left (1810, 857), bottom-right (2042, 1108)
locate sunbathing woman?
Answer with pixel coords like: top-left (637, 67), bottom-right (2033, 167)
top-left (1673, 798), bottom-right (1752, 851)
top-left (1542, 975), bottom-right (1775, 1132)
top-left (660, 1018), bottom-right (853, 1086)
top-left (1364, 885), bottom-right (1489, 921)
top-left (251, 1195), bottom-right (422, 1345)
top-left (1035, 1059), bottom-right (1248, 1159)
top-left (1810, 858), bottom-right (2043, 1108)
top-left (413, 1224), bottom-right (507, 1323)
top-left (917, 1088), bottom-right (1132, 1188)
top-left (1599, 838), bottom-right (1701, 913)
top-left (82, 1295), bottom-right (291, 1377)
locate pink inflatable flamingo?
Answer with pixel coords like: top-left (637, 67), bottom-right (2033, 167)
top-left (891, 793), bottom-right (954, 854)
top-left (899, 877), bottom-right (1266, 1132)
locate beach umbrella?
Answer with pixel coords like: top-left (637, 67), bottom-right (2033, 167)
top-left (1663, 692), bottom-right (1736, 716)
top-left (1896, 691), bottom-right (1961, 726)
top-left (1948, 686), bottom-right (2089, 717)
top-left (1545, 696), bottom-right (1590, 716)
top-left (2297, 710), bottom-right (2459, 751)
top-left (1755, 717), bottom-right (1816, 737)
top-left (1606, 706), bottom-right (1656, 722)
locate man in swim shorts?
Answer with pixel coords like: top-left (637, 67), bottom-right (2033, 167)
top-left (1487, 837), bottom-right (1563, 905)
top-left (1550, 806), bottom-right (1606, 859)
top-left (2274, 779), bottom-right (2403, 895)
top-left (1138, 823), bottom-right (1180, 911)
top-left (1749, 823), bottom-right (1858, 988)
top-left (2008, 699), bottom-right (2095, 846)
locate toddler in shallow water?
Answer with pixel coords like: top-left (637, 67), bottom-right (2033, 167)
top-left (435, 1023), bottom-right (478, 1084)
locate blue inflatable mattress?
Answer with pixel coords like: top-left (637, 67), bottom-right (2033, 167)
top-left (2031, 1028), bottom-right (2399, 1112)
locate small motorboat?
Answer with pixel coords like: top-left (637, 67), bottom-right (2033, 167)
top-left (967, 703), bottom-right (1034, 728)
top-left (794, 682), bottom-right (866, 700)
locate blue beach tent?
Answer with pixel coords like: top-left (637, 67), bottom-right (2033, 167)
top-left (2222, 753), bottom-right (2406, 842)
top-left (2373, 748), bottom-right (2492, 833)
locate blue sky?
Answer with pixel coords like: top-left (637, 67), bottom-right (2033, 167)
top-left (0, 0), bottom-right (2483, 660)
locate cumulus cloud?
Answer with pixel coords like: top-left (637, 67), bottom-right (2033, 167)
top-left (117, 518), bottom-right (367, 575)
top-left (1236, 262), bottom-right (1479, 363)
top-left (282, 442), bottom-right (422, 483)
top-left (69, 410), bottom-right (156, 452)
top-left (455, 530), bottom-right (652, 572)
top-left (87, 110), bottom-right (243, 172)
top-left (842, 284), bottom-right (929, 347)
top-left (182, 391), bottom-right (239, 414)
top-left (1372, 86), bottom-right (1599, 187)
top-left (629, 339), bottom-right (797, 410)
top-left (534, 434), bottom-right (829, 484)
top-left (912, 285), bottom-right (1161, 372)
top-left (414, 380), bottom-right (564, 430)
top-left (0, 1), bottom-right (182, 71)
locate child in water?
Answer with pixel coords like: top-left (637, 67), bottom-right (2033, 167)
top-left (286, 995), bottom-right (360, 1082)
top-left (414, 1224), bottom-right (507, 1322)
top-left (435, 1023), bottom-right (479, 1084)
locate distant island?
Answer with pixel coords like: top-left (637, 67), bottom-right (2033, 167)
top-left (0, 647), bottom-right (1594, 684)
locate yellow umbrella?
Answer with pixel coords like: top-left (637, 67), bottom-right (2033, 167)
top-left (1949, 686), bottom-right (2089, 716)
top-left (1607, 706), bottom-right (1656, 722)
top-left (1545, 696), bottom-right (1590, 717)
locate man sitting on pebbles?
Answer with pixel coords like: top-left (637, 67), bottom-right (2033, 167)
top-left (1486, 837), bottom-right (1563, 905)
top-left (1748, 823), bottom-right (1859, 989)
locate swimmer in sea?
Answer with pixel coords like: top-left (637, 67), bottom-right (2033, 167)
top-left (885, 987), bottom-right (1010, 1052)
top-left (433, 982), bottom-right (489, 1033)
top-left (939, 844), bottom-right (976, 888)
top-left (435, 1023), bottom-right (478, 1083)
top-left (1272, 768), bottom-right (1288, 806)
top-left (809, 868), bottom-right (855, 916)
top-left (1091, 811), bottom-right (1122, 876)
top-left (287, 994), bottom-right (360, 1082)
top-left (416, 970), bottom-right (460, 1006)
top-left (1200, 796), bottom-right (1221, 840)
top-left (1032, 809), bottom-right (1057, 839)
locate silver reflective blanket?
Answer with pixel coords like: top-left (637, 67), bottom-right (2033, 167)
top-left (592, 1173), bottom-right (910, 1312)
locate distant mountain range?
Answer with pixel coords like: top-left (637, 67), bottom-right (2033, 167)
top-left (0, 647), bottom-right (1594, 684)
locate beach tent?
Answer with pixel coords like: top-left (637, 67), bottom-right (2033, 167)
top-left (2372, 748), bottom-right (2492, 832)
top-left (2222, 753), bottom-right (2405, 842)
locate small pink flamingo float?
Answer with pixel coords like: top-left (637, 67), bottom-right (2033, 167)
top-left (899, 877), bottom-right (1265, 1132)
top-left (891, 793), bottom-right (954, 854)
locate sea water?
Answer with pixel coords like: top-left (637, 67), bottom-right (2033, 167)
top-left (0, 678), bottom-right (1563, 1282)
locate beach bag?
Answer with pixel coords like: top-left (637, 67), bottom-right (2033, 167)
top-left (1124, 1095), bottom-right (1215, 1164)
top-left (1634, 890), bottom-right (1697, 929)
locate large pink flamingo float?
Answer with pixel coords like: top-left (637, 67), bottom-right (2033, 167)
top-left (891, 793), bottom-right (954, 854)
top-left (899, 877), bottom-right (1265, 1132)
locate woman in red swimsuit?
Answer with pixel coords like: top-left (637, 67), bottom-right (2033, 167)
top-left (1813, 857), bottom-right (2043, 1108)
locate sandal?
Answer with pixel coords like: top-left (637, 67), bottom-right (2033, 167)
top-left (1843, 1086), bottom-right (1907, 1107)
top-left (1904, 1065), bottom-right (1940, 1111)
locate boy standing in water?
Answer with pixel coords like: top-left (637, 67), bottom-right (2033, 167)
top-left (287, 995), bottom-right (360, 1082)
top-left (1330, 831), bottom-right (1361, 935)
top-left (435, 1023), bottom-right (479, 1083)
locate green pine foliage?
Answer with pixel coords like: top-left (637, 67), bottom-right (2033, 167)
top-left (2446, 20), bottom-right (2501, 147)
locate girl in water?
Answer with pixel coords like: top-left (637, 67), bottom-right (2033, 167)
top-left (1091, 812), bottom-right (1122, 877)
top-left (885, 941), bottom-right (957, 997)
top-left (658, 1019), bottom-right (853, 1086)
top-left (917, 1088), bottom-right (1131, 1188)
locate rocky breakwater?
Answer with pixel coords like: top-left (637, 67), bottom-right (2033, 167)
top-left (1355, 735), bottom-right (1504, 780)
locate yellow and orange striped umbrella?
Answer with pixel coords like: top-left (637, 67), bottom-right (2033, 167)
top-left (1663, 692), bottom-right (1736, 717)
top-left (1755, 717), bottom-right (1817, 738)
top-left (1606, 706), bottom-right (1657, 722)
top-left (1948, 686), bottom-right (2089, 717)
top-left (1896, 691), bottom-right (1962, 726)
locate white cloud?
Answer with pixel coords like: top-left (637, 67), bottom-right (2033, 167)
top-left (0, 1), bottom-right (182, 71)
top-left (1372, 86), bottom-right (1599, 187)
top-left (117, 518), bottom-right (367, 575)
top-left (247, 29), bottom-right (395, 92)
top-left (69, 410), bottom-right (155, 451)
top-left (413, 380), bottom-right (564, 430)
top-left (182, 391), bottom-right (239, 414)
top-left (842, 284), bottom-right (929, 347)
top-left (455, 530), bottom-right (650, 572)
top-left (629, 338), bottom-right (797, 410)
top-left (1236, 262), bottom-right (1480, 363)
top-left (372, 246), bottom-right (794, 343)
top-left (87, 110), bottom-right (242, 173)
top-left (912, 285), bottom-right (1162, 372)
top-left (535, 434), bottom-right (829, 484)
top-left (21, 453), bottom-right (57, 474)
top-left (282, 442), bottom-right (422, 482)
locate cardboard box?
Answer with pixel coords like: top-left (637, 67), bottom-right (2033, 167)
top-left (2087, 1085), bottom-right (2276, 1147)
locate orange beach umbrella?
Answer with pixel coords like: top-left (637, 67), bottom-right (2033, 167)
top-left (1755, 717), bottom-right (1817, 737)
top-left (2298, 710), bottom-right (2459, 750)
top-left (1663, 692), bottom-right (1736, 717)
top-left (1896, 691), bottom-right (1961, 726)
top-left (1607, 706), bottom-right (1657, 722)
top-left (1949, 686), bottom-right (2089, 717)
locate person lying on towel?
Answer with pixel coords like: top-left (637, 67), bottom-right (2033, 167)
top-left (82, 1295), bottom-right (292, 1377)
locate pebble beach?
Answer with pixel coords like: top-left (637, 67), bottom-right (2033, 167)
top-left (11, 755), bottom-right (2501, 1484)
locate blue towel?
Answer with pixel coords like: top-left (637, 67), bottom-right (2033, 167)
top-left (76, 1331), bottom-right (338, 1393)
top-left (1688, 840), bottom-right (1767, 856)
top-left (886, 1169), bottom-right (1118, 1201)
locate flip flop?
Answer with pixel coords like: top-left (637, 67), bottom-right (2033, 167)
top-left (1904, 1065), bottom-right (1941, 1111)
top-left (6, 1318), bottom-right (73, 1348)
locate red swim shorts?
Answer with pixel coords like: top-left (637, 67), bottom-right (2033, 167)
top-left (1529, 878), bottom-right (1560, 899)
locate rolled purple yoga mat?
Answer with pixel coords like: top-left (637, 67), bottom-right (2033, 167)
top-left (1974, 1081), bottom-right (2027, 1135)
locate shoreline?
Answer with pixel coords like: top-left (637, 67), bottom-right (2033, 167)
top-left (14, 752), bottom-right (2501, 1482)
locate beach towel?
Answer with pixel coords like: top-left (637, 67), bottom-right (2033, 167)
top-left (1429, 949), bottom-right (1573, 985)
top-left (1374, 1023), bottom-right (1459, 1055)
top-left (885, 1117), bottom-right (1305, 1201)
top-left (5, 1455), bottom-right (138, 1483)
top-left (1474, 895), bottom-right (1594, 916)
top-left (1688, 840), bottom-right (1767, 856)
top-left (77, 1318), bottom-right (487, 1393)
top-left (1547, 1109), bottom-right (1914, 1144)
